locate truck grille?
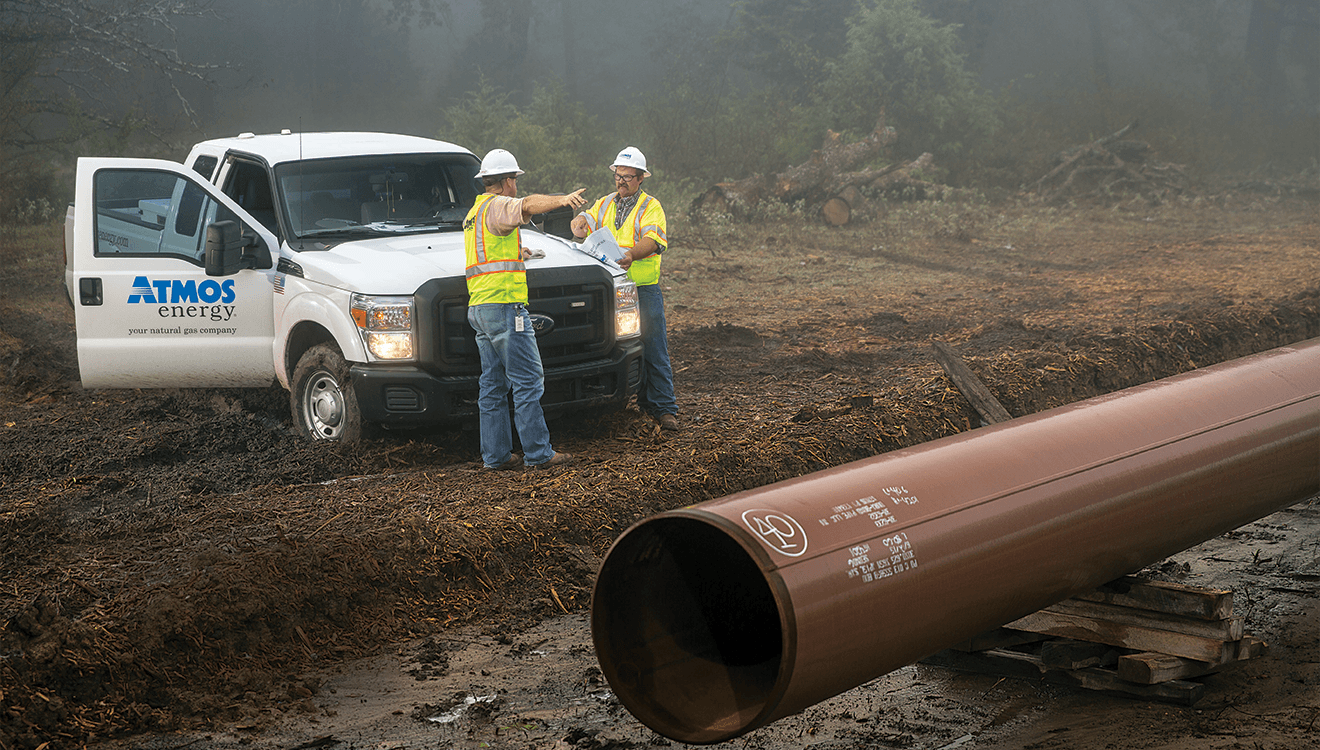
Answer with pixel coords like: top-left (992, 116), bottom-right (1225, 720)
top-left (420, 267), bottom-right (614, 374)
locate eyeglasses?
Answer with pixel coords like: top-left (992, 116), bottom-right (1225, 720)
top-left (614, 172), bottom-right (640, 183)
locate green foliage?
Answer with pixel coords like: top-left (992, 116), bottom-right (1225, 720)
top-left (824, 0), bottom-right (998, 158)
top-left (441, 76), bottom-right (519, 158)
top-left (442, 79), bottom-right (604, 196)
top-left (628, 84), bottom-right (831, 185)
top-left (506, 82), bottom-right (607, 196)
top-left (727, 0), bottom-right (860, 100)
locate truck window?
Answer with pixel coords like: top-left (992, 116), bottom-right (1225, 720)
top-left (223, 159), bottom-right (281, 238)
top-left (93, 168), bottom-right (250, 263)
top-left (192, 155), bottom-right (219, 180)
top-left (274, 152), bottom-right (480, 239)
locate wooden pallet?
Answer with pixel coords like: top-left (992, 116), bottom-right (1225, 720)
top-left (920, 576), bottom-right (1268, 705)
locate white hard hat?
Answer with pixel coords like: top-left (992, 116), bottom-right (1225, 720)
top-left (475, 148), bottom-right (525, 178)
top-left (610, 146), bottom-right (650, 177)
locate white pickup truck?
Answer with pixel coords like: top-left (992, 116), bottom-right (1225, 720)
top-left (64, 131), bottom-right (643, 441)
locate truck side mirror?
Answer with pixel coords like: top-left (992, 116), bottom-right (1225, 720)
top-left (205, 220), bottom-right (243, 276)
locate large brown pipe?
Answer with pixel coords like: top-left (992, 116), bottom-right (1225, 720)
top-left (592, 338), bottom-right (1320, 744)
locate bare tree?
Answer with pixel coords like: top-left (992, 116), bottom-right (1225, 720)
top-left (1, 0), bottom-right (220, 164)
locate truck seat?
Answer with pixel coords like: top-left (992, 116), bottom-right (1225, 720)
top-left (238, 177), bottom-right (279, 235)
top-left (311, 192), bottom-right (358, 223)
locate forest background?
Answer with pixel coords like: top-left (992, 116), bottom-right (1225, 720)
top-left (1, 0), bottom-right (1317, 225)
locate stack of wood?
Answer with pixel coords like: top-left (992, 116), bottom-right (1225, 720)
top-left (1031, 119), bottom-right (1191, 205)
top-left (690, 112), bottom-right (943, 226)
top-left (921, 576), bottom-right (1267, 705)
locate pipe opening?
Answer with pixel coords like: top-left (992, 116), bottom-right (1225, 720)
top-left (592, 517), bottom-right (784, 744)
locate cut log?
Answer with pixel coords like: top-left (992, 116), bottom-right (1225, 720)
top-left (817, 154), bottom-right (941, 227)
top-left (692, 112), bottom-right (898, 219)
top-left (821, 196), bottom-right (851, 226)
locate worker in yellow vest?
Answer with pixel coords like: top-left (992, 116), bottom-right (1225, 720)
top-left (571, 147), bottom-right (679, 431)
top-left (465, 148), bottom-right (586, 469)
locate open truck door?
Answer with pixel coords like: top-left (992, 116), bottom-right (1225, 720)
top-left (69, 158), bottom-right (280, 388)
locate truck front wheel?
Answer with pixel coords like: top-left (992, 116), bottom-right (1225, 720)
top-left (291, 343), bottom-right (362, 442)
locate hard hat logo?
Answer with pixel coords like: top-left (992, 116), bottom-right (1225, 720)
top-left (610, 146), bottom-right (650, 177)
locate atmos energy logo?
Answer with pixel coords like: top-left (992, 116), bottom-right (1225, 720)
top-left (128, 276), bottom-right (238, 321)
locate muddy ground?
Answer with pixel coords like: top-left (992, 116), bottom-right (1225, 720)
top-left (1, 190), bottom-right (1318, 750)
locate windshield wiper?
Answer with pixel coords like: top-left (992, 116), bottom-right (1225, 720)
top-left (298, 225), bottom-right (397, 239)
top-left (402, 217), bottom-right (464, 227)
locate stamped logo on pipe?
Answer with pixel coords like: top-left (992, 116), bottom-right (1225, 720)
top-left (742, 509), bottom-right (809, 557)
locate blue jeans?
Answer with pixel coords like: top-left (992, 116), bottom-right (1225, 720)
top-left (467, 303), bottom-right (555, 467)
top-left (636, 283), bottom-right (677, 417)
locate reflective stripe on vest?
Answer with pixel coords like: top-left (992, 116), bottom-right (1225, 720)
top-left (465, 193), bottom-right (528, 305)
top-left (627, 194), bottom-right (662, 286)
top-left (587, 191), bottom-right (665, 285)
top-left (591, 192), bottom-right (618, 232)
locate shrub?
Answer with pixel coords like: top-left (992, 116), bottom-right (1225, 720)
top-left (442, 79), bottom-right (605, 197)
top-left (823, 0), bottom-right (999, 159)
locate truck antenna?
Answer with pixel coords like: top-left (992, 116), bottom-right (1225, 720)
top-left (297, 119), bottom-right (304, 251)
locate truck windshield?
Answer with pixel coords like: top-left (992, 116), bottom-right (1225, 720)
top-left (275, 153), bottom-right (480, 240)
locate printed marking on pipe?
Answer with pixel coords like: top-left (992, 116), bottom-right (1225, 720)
top-left (742, 510), bottom-right (809, 557)
top-left (846, 532), bottom-right (919, 584)
top-left (816, 487), bottom-right (918, 528)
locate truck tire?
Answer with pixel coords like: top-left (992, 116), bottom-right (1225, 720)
top-left (291, 343), bottom-right (362, 442)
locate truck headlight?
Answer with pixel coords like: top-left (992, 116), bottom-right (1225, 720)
top-left (614, 279), bottom-right (641, 339)
top-left (351, 294), bottom-right (415, 360)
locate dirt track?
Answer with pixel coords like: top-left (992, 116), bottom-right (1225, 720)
top-left (2, 194), bottom-right (1318, 749)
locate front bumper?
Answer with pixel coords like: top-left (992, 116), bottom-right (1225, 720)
top-left (351, 339), bottom-right (644, 427)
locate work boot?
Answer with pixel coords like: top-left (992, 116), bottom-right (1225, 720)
top-left (529, 451), bottom-right (573, 469)
top-left (481, 454), bottom-right (523, 471)
top-left (657, 414), bottom-right (680, 432)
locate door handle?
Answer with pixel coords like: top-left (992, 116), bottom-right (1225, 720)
top-left (79, 277), bottom-right (103, 306)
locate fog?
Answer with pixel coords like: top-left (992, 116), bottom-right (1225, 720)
top-left (3, 0), bottom-right (1317, 212)
top-left (178, 0), bottom-right (732, 138)
top-left (177, 0), bottom-right (1316, 137)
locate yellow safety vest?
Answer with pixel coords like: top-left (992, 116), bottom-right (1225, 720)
top-left (584, 191), bottom-right (667, 286)
top-left (464, 193), bottom-right (527, 305)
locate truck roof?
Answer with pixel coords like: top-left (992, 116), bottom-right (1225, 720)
top-left (191, 131), bottom-right (475, 166)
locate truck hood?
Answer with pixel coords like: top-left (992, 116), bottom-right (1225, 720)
top-left (283, 229), bottom-right (612, 294)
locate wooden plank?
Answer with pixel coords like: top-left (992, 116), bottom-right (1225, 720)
top-left (921, 648), bottom-right (1205, 706)
top-left (1072, 576), bottom-right (1233, 620)
top-left (1062, 666), bottom-right (1205, 706)
top-left (1117, 636), bottom-right (1269, 684)
top-left (1044, 599), bottom-right (1244, 641)
top-left (1004, 610), bottom-right (1236, 662)
top-left (930, 341), bottom-right (1013, 424)
top-left (1236, 634), bottom-right (1269, 660)
top-left (1117, 652), bottom-right (1203, 684)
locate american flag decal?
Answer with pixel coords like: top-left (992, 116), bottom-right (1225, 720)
top-left (273, 274), bottom-right (285, 295)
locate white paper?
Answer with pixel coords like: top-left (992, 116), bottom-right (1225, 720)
top-left (581, 227), bottom-right (627, 262)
